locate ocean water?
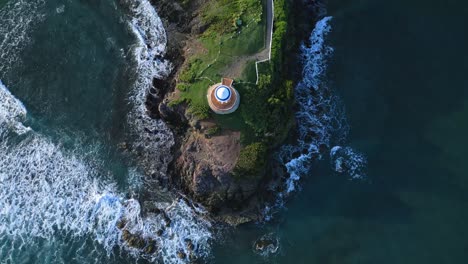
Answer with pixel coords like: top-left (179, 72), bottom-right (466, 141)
top-left (212, 0), bottom-right (468, 263)
top-left (2, 0), bottom-right (468, 263)
top-left (0, 0), bottom-right (211, 263)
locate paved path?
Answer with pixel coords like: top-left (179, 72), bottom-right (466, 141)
top-left (222, 0), bottom-right (274, 82)
top-left (257, 0), bottom-right (274, 62)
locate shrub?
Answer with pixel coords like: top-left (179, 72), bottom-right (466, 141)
top-left (205, 126), bottom-right (221, 137)
top-left (179, 59), bottom-right (202, 83)
top-left (234, 142), bottom-right (267, 179)
top-left (176, 83), bottom-right (190, 92)
top-left (168, 97), bottom-right (187, 107)
top-left (188, 103), bottom-right (210, 120)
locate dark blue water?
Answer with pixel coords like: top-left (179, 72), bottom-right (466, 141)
top-left (1, 0), bottom-right (468, 263)
top-left (212, 0), bottom-right (468, 263)
top-left (0, 1), bottom-right (211, 263)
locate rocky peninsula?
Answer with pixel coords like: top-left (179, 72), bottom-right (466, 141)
top-left (145, 0), bottom-right (322, 225)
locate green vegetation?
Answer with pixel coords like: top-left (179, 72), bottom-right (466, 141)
top-left (237, 0), bottom-right (294, 142)
top-left (234, 142), bottom-right (267, 179)
top-left (204, 126), bottom-right (221, 138)
top-left (234, 0), bottom-right (294, 179)
top-left (173, 0), bottom-right (294, 179)
top-left (241, 60), bottom-right (258, 83)
top-left (175, 0), bottom-right (266, 120)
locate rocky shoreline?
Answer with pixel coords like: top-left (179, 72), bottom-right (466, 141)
top-left (143, 0), bottom-right (322, 226)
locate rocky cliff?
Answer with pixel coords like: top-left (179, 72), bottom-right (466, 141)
top-left (147, 0), bottom-right (321, 225)
top-left (147, 0), bottom-right (266, 225)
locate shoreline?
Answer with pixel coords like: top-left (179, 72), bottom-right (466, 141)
top-left (146, 0), bottom-right (323, 225)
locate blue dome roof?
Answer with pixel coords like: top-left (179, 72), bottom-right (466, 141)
top-left (215, 86), bottom-right (231, 101)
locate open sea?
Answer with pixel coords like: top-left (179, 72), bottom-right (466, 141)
top-left (1, 0), bottom-right (468, 263)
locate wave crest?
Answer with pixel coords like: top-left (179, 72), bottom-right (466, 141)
top-left (124, 0), bottom-right (175, 179)
top-left (0, 81), bottom-right (31, 135)
top-left (271, 16), bottom-right (367, 217)
top-left (0, 0), bottom-right (45, 76)
top-left (0, 81), bottom-right (212, 263)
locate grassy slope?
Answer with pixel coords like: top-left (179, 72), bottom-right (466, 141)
top-left (174, 0), bottom-right (292, 178)
top-left (176, 0), bottom-right (265, 119)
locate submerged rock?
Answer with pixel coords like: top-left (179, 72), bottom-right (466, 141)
top-left (121, 229), bottom-right (154, 250)
top-left (156, 229), bottom-right (164, 236)
top-left (185, 238), bottom-right (195, 251)
top-left (253, 233), bottom-right (280, 257)
top-left (162, 211), bottom-right (172, 227)
top-left (144, 239), bottom-right (158, 254)
top-left (116, 219), bottom-right (126, 229)
top-left (177, 249), bottom-right (187, 259)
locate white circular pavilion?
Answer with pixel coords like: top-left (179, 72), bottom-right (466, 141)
top-left (207, 78), bottom-right (240, 114)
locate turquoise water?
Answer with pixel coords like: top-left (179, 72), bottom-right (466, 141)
top-left (1, 0), bottom-right (468, 263)
top-left (0, 0), bottom-right (211, 263)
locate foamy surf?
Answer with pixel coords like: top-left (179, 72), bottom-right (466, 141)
top-left (0, 0), bottom-right (45, 77)
top-left (330, 146), bottom-right (367, 179)
top-left (0, 81), bottom-right (212, 263)
top-left (122, 0), bottom-right (175, 179)
top-left (0, 0), bottom-right (214, 262)
top-left (266, 16), bottom-right (367, 219)
top-left (0, 81), bottom-right (31, 135)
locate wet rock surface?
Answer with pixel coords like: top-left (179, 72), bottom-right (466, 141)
top-left (253, 233), bottom-right (280, 257)
top-left (143, 0), bottom-right (272, 225)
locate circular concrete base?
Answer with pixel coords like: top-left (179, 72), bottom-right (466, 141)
top-left (207, 84), bottom-right (240, 114)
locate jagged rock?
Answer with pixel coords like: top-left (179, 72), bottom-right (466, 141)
top-left (162, 212), bottom-right (172, 227)
top-left (189, 252), bottom-right (198, 262)
top-left (177, 250), bottom-right (187, 259)
top-left (185, 238), bottom-right (195, 251)
top-left (156, 229), bottom-right (164, 236)
top-left (147, 205), bottom-right (162, 215)
top-left (158, 102), bottom-right (187, 126)
top-left (122, 230), bottom-right (131, 241)
top-left (175, 131), bottom-right (264, 217)
top-left (116, 219), bottom-right (126, 229)
top-left (145, 239), bottom-right (158, 254)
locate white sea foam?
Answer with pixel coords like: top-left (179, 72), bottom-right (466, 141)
top-left (253, 233), bottom-right (280, 257)
top-left (0, 0), bottom-right (45, 76)
top-left (0, 81), bottom-right (212, 263)
top-left (123, 0), bottom-right (174, 179)
top-left (278, 16), bottom-right (346, 194)
top-left (0, 81), bottom-right (31, 135)
top-left (274, 16), bottom-right (367, 210)
top-left (0, 1), bottom-right (211, 261)
top-left (330, 146), bottom-right (367, 179)
top-left (301, 16), bottom-right (334, 90)
top-left (119, 2), bottom-right (216, 260)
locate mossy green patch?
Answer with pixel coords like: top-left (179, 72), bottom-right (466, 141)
top-left (234, 142), bottom-right (267, 179)
top-left (174, 0), bottom-right (294, 164)
top-left (175, 0), bottom-right (266, 119)
top-left (241, 60), bottom-right (258, 83)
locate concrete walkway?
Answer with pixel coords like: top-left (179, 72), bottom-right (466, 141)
top-left (254, 0), bottom-right (274, 83)
top-left (221, 0), bottom-right (274, 82)
top-left (257, 0), bottom-right (274, 62)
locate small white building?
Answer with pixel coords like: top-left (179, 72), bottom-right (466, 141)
top-left (207, 78), bottom-right (240, 114)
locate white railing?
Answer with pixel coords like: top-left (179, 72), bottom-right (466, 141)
top-left (255, 0), bottom-right (274, 85)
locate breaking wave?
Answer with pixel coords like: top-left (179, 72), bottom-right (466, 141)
top-left (274, 16), bottom-right (367, 208)
top-left (123, 0), bottom-right (174, 180)
top-left (330, 146), bottom-right (367, 179)
top-left (0, 0), bottom-right (45, 77)
top-left (0, 81), bottom-right (212, 263)
top-left (0, 0), bottom-right (213, 262)
top-left (0, 81), bottom-right (31, 135)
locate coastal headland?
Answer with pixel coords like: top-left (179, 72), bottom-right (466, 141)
top-left (146, 0), bottom-right (322, 225)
